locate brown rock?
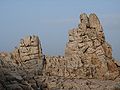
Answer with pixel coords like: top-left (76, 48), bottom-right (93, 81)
top-left (0, 13), bottom-right (120, 90)
top-left (13, 35), bottom-right (42, 62)
top-left (89, 13), bottom-right (100, 28)
top-left (79, 13), bottom-right (89, 30)
top-left (64, 13), bottom-right (119, 80)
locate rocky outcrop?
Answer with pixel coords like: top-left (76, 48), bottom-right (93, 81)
top-left (0, 13), bottom-right (120, 90)
top-left (12, 35), bottom-right (42, 62)
top-left (0, 57), bottom-right (48, 90)
top-left (65, 13), bottom-right (119, 80)
top-left (45, 13), bottom-right (119, 80)
top-left (12, 35), bottom-right (43, 76)
top-left (44, 56), bottom-right (66, 77)
top-left (38, 76), bottom-right (120, 90)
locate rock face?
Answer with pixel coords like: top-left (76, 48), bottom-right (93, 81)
top-left (44, 56), bottom-right (66, 77)
top-left (0, 13), bottom-right (120, 90)
top-left (12, 35), bottom-right (43, 76)
top-left (65, 13), bottom-right (119, 80)
top-left (40, 76), bottom-right (120, 90)
top-left (45, 13), bottom-right (119, 80)
top-left (12, 35), bottom-right (42, 62)
top-left (0, 57), bottom-right (47, 90)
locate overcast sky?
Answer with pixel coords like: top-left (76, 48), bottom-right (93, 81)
top-left (0, 0), bottom-right (120, 60)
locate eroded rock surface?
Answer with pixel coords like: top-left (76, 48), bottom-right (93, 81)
top-left (11, 35), bottom-right (44, 76)
top-left (45, 13), bottom-right (119, 80)
top-left (12, 35), bottom-right (42, 62)
top-left (0, 13), bottom-right (120, 90)
top-left (64, 13), bottom-right (119, 80)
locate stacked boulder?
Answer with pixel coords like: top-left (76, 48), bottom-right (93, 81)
top-left (65, 13), bottom-right (119, 80)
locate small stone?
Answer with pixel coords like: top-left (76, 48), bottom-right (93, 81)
top-left (19, 47), bottom-right (29, 53)
top-left (87, 48), bottom-right (95, 54)
top-left (93, 39), bottom-right (101, 48)
top-left (78, 43), bottom-right (85, 48)
top-left (96, 46), bottom-right (105, 56)
top-left (81, 45), bottom-right (89, 53)
top-left (69, 36), bottom-right (74, 42)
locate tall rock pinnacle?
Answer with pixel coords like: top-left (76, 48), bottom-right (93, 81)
top-left (65, 13), bottom-right (119, 80)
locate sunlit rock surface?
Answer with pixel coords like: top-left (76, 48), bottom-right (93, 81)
top-left (0, 13), bottom-right (120, 90)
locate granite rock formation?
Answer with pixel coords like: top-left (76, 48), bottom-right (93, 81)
top-left (64, 13), bottom-right (119, 80)
top-left (0, 13), bottom-right (120, 90)
top-left (44, 13), bottom-right (119, 80)
top-left (12, 35), bottom-right (42, 62)
top-left (0, 56), bottom-right (47, 90)
top-left (12, 35), bottom-right (43, 76)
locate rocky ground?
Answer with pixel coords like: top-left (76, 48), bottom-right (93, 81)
top-left (0, 13), bottom-right (120, 90)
